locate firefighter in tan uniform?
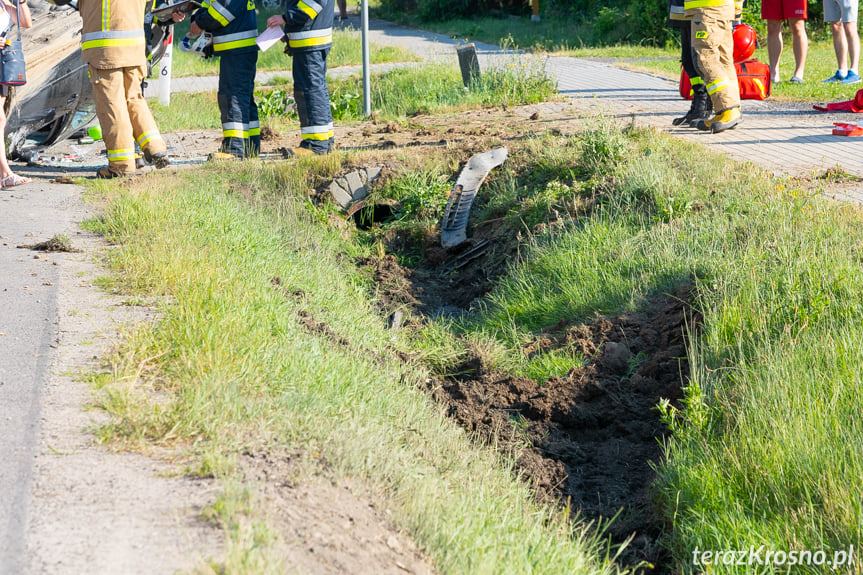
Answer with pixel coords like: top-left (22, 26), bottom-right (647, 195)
top-left (79, 0), bottom-right (171, 177)
top-left (685, 0), bottom-right (742, 133)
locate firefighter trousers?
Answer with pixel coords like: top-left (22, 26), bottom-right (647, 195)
top-left (89, 64), bottom-right (167, 174)
top-left (690, 3), bottom-right (739, 113)
top-left (218, 50), bottom-right (260, 158)
top-left (293, 48), bottom-right (333, 154)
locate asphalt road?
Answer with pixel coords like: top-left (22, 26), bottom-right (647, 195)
top-left (0, 176), bottom-right (78, 574)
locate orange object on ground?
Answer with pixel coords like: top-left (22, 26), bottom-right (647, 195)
top-left (680, 59), bottom-right (771, 100)
top-left (832, 123), bottom-right (863, 136)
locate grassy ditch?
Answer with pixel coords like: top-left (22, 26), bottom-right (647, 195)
top-left (83, 105), bottom-right (863, 573)
top-left (336, 120), bottom-right (863, 572)
top-left (82, 157), bottom-right (623, 575)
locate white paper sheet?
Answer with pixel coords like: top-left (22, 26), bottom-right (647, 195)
top-left (256, 25), bottom-right (285, 52)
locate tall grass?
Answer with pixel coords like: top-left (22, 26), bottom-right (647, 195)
top-left (83, 159), bottom-right (625, 575)
top-left (151, 57), bottom-right (556, 130)
top-left (327, 55), bottom-right (556, 119)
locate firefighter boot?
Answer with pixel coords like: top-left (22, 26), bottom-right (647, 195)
top-left (696, 106), bottom-right (742, 133)
top-left (672, 84), bottom-right (712, 127)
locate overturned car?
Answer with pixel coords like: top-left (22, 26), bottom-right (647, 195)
top-left (5, 0), bottom-right (171, 158)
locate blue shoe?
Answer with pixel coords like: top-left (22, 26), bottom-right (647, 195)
top-left (823, 70), bottom-right (848, 83)
top-left (841, 71), bottom-right (862, 84)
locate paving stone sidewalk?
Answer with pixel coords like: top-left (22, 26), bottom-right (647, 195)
top-left (359, 19), bottom-right (863, 200)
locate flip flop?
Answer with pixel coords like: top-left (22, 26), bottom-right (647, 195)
top-left (1, 173), bottom-right (32, 188)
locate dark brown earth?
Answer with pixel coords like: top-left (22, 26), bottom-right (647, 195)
top-left (364, 226), bottom-right (697, 571)
top-left (431, 284), bottom-right (698, 571)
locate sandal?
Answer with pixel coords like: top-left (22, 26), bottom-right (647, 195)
top-left (1, 173), bottom-right (31, 188)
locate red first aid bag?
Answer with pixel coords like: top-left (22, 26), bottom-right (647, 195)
top-left (679, 58), bottom-right (771, 101)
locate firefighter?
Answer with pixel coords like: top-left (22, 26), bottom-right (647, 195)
top-left (267, 0), bottom-right (335, 156)
top-left (79, 0), bottom-right (172, 178)
top-left (685, 0), bottom-right (742, 133)
top-left (668, 0), bottom-right (712, 126)
top-left (190, 0), bottom-right (260, 159)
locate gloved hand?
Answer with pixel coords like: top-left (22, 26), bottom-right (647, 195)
top-left (202, 42), bottom-right (215, 59)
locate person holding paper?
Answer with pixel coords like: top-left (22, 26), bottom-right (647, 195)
top-left (190, 0), bottom-right (259, 159)
top-left (267, 0), bottom-right (334, 156)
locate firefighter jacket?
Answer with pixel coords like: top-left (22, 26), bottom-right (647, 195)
top-left (281, 0), bottom-right (334, 53)
top-left (683, 0), bottom-right (743, 17)
top-left (193, 0), bottom-right (258, 54)
top-left (79, 0), bottom-right (148, 69)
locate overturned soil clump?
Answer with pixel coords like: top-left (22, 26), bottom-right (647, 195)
top-left (431, 284), bottom-right (699, 571)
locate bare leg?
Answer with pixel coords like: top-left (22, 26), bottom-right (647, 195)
top-left (0, 94), bottom-right (30, 186)
top-left (788, 17), bottom-right (807, 79)
top-left (832, 21), bottom-right (849, 71)
top-left (767, 19), bottom-right (784, 82)
top-left (844, 20), bottom-right (860, 71)
top-left (337, 0), bottom-right (346, 19)
top-left (0, 95), bottom-right (11, 178)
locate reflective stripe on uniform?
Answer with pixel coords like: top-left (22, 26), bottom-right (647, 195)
top-left (287, 28), bottom-right (332, 48)
top-left (108, 148), bottom-right (135, 161)
top-left (207, 0), bottom-right (236, 26)
top-left (669, 5), bottom-right (686, 18)
top-left (301, 123), bottom-right (333, 141)
top-left (223, 122), bottom-right (244, 138)
top-left (248, 120), bottom-right (260, 136)
top-left (213, 29), bottom-right (258, 51)
top-left (297, 0), bottom-right (323, 18)
top-left (690, 76), bottom-right (704, 86)
top-left (684, 0), bottom-right (731, 8)
top-left (706, 78), bottom-right (730, 94)
top-left (82, 29), bottom-right (145, 51)
top-left (137, 129), bottom-right (162, 148)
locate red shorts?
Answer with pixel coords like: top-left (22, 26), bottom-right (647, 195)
top-left (761, 0), bottom-right (807, 20)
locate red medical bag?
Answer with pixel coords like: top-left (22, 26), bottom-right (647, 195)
top-left (679, 59), bottom-right (771, 101)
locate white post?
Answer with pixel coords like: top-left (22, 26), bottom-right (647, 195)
top-left (159, 29), bottom-right (174, 106)
top-left (361, 0), bottom-right (370, 116)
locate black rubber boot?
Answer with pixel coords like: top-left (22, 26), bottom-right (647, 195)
top-left (673, 84), bottom-right (712, 127)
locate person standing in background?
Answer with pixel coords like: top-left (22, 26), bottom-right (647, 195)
top-left (822, 0), bottom-right (861, 84)
top-left (686, 0), bottom-right (742, 133)
top-left (78, 0), bottom-right (173, 178)
top-left (668, 0), bottom-right (713, 126)
top-left (0, 0), bottom-right (31, 188)
top-left (190, 0), bottom-right (260, 159)
top-left (762, 0), bottom-right (808, 83)
top-left (267, 0), bottom-right (335, 156)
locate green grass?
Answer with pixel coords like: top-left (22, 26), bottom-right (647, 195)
top-left (82, 158), bottom-right (625, 575)
top-left (150, 56), bottom-right (556, 130)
